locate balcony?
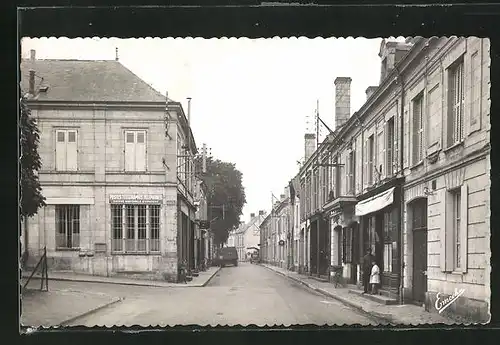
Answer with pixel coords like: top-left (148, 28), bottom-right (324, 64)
top-left (321, 192), bottom-right (357, 214)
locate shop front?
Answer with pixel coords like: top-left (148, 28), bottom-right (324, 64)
top-left (355, 179), bottom-right (403, 295)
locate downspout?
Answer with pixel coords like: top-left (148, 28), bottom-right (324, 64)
top-left (395, 66), bottom-right (405, 305)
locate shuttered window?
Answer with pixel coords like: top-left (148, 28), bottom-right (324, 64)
top-left (367, 135), bottom-right (374, 185)
top-left (55, 129), bottom-right (78, 171)
top-left (386, 117), bottom-right (395, 177)
top-left (125, 130), bottom-right (147, 172)
top-left (448, 59), bottom-right (465, 146)
top-left (440, 184), bottom-right (468, 273)
top-left (412, 94), bottom-right (424, 165)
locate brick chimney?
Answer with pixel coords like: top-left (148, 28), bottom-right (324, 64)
top-left (334, 77), bottom-right (351, 129)
top-left (29, 70), bottom-right (35, 95)
top-left (250, 213), bottom-right (255, 219)
top-left (30, 49), bottom-right (36, 61)
top-left (304, 133), bottom-right (316, 161)
top-left (258, 210), bottom-right (265, 216)
top-left (366, 86), bottom-right (378, 100)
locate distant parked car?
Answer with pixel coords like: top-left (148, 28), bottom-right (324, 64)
top-left (215, 247), bottom-right (238, 267)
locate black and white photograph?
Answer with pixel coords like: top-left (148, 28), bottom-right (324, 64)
top-left (19, 35), bottom-right (491, 328)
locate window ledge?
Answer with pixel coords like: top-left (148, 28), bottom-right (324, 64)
top-left (46, 170), bottom-right (91, 174)
top-left (410, 160), bottom-right (424, 171)
top-left (443, 141), bottom-right (464, 154)
top-left (123, 171), bottom-right (149, 175)
top-left (56, 247), bottom-right (80, 251)
top-left (451, 270), bottom-right (466, 275)
top-left (111, 252), bottom-right (161, 256)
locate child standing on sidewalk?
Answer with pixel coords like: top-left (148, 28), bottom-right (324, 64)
top-left (370, 260), bottom-right (380, 295)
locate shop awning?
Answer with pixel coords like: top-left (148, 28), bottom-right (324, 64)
top-left (355, 187), bottom-right (395, 216)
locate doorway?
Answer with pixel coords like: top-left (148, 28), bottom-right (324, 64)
top-left (411, 198), bottom-right (428, 304)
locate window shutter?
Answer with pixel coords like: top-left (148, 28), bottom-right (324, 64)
top-left (439, 189), bottom-right (448, 272)
top-left (66, 130), bottom-right (78, 171)
top-left (55, 130), bottom-right (67, 171)
top-left (412, 102), bottom-right (419, 165)
top-left (125, 131), bottom-right (136, 171)
top-left (469, 52), bottom-right (481, 134)
top-left (460, 183), bottom-right (468, 273)
top-left (403, 110), bottom-right (409, 168)
top-left (394, 112), bottom-right (399, 175)
top-left (363, 139), bottom-right (368, 190)
top-left (419, 102), bottom-right (424, 163)
top-left (345, 154), bottom-right (349, 194)
top-left (135, 131), bottom-right (147, 171)
top-left (459, 63), bottom-right (465, 141)
top-left (382, 124), bottom-right (386, 180)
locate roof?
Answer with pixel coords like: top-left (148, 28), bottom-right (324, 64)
top-left (20, 59), bottom-right (166, 103)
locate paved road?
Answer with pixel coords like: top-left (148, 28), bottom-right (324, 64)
top-left (55, 262), bottom-right (375, 326)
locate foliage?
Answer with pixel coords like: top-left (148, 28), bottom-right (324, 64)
top-left (195, 156), bottom-right (246, 246)
top-left (20, 94), bottom-right (46, 220)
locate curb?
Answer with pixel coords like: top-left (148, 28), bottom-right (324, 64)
top-left (22, 270), bottom-right (220, 288)
top-left (59, 297), bottom-right (124, 326)
top-left (202, 266), bottom-right (221, 287)
top-left (261, 264), bottom-right (393, 324)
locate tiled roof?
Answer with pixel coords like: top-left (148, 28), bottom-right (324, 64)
top-left (20, 59), bottom-right (166, 103)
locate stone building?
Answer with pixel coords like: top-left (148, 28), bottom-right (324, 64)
top-left (259, 191), bottom-right (291, 268)
top-left (227, 211), bottom-right (266, 261)
top-left (21, 51), bottom-right (203, 282)
top-left (291, 37), bottom-right (490, 322)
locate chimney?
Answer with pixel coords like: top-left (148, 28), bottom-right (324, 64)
top-left (259, 210), bottom-right (265, 216)
top-left (280, 194), bottom-right (286, 201)
top-left (379, 39), bottom-right (413, 83)
top-left (30, 49), bottom-right (36, 61)
top-left (250, 213), bottom-right (255, 219)
top-left (304, 133), bottom-right (316, 161)
top-left (334, 77), bottom-right (352, 129)
top-left (29, 70), bottom-right (35, 96)
top-left (365, 86), bottom-right (378, 100)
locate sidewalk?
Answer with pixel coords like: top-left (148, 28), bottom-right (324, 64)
top-left (21, 266), bottom-right (221, 288)
top-left (21, 288), bottom-right (122, 327)
top-left (262, 264), bottom-right (456, 325)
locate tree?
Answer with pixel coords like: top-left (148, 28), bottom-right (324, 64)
top-left (20, 93), bottom-right (46, 263)
top-left (196, 157), bottom-right (246, 247)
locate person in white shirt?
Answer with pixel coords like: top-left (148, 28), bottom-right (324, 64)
top-left (369, 260), bottom-right (381, 295)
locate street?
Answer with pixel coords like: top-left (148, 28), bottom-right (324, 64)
top-left (55, 263), bottom-right (375, 326)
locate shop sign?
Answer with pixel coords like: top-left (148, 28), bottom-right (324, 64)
top-left (109, 194), bottom-right (163, 204)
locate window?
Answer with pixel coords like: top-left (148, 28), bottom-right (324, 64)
top-left (125, 130), bottom-right (147, 171)
top-left (55, 205), bottom-right (80, 249)
top-left (335, 158), bottom-right (342, 197)
top-left (452, 190), bottom-right (462, 270)
top-left (321, 162), bottom-right (328, 205)
top-left (349, 150), bottom-right (356, 194)
top-left (412, 94), bottom-right (424, 165)
top-left (448, 59), bottom-right (465, 146)
top-left (368, 135), bottom-right (374, 185)
top-left (55, 129), bottom-right (78, 171)
top-left (441, 184), bottom-right (468, 273)
top-left (386, 118), bottom-right (395, 177)
top-left (111, 204), bottom-right (161, 253)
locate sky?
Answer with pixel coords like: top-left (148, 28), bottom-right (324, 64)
top-left (21, 36), bottom-right (405, 222)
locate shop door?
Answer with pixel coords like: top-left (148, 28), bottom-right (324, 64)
top-left (412, 198), bottom-right (428, 304)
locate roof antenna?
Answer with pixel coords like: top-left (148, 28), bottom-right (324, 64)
top-left (115, 47), bottom-right (119, 61)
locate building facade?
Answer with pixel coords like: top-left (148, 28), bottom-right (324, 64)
top-left (21, 51), bottom-right (205, 283)
top-left (289, 37), bottom-right (490, 322)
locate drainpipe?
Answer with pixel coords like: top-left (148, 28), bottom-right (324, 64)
top-left (395, 66), bottom-right (405, 305)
